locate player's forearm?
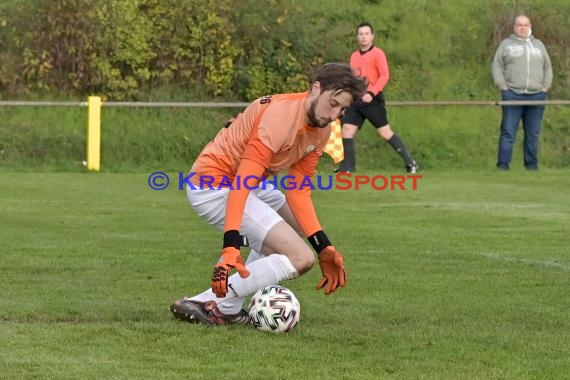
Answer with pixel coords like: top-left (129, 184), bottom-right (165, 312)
top-left (224, 158), bottom-right (267, 232)
top-left (286, 188), bottom-right (322, 238)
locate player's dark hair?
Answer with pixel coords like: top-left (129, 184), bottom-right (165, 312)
top-left (356, 22), bottom-right (374, 34)
top-left (312, 63), bottom-right (367, 102)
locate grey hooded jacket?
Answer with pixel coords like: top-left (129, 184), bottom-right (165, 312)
top-left (491, 34), bottom-right (553, 94)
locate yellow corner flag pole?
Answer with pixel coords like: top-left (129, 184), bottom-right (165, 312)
top-left (86, 96), bottom-right (102, 171)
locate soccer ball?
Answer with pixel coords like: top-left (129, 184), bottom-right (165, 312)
top-left (248, 285), bottom-right (301, 333)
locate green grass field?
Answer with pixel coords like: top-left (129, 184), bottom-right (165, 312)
top-left (1, 170), bottom-right (569, 379)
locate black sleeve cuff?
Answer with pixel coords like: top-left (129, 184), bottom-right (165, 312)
top-left (307, 230), bottom-right (332, 253)
top-left (223, 230), bottom-right (249, 249)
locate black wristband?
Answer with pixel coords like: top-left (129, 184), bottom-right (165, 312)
top-left (367, 91), bottom-right (376, 98)
top-left (307, 230), bottom-right (332, 253)
top-left (223, 230), bottom-right (249, 249)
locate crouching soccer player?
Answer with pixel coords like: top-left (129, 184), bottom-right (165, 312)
top-left (170, 63), bottom-right (367, 325)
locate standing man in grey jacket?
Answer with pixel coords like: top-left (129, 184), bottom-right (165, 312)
top-left (492, 15), bottom-right (553, 170)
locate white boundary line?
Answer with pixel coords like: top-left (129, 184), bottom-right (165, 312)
top-left (478, 251), bottom-right (569, 271)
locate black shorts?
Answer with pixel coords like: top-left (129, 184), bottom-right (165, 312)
top-left (342, 92), bottom-right (389, 129)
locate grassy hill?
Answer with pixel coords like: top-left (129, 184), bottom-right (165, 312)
top-left (0, 0), bottom-right (568, 171)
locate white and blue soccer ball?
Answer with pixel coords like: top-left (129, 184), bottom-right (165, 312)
top-left (248, 285), bottom-right (301, 333)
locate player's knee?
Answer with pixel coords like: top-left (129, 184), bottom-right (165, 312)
top-left (377, 125), bottom-right (393, 140)
top-left (291, 252), bottom-right (316, 275)
top-left (289, 246), bottom-right (315, 275)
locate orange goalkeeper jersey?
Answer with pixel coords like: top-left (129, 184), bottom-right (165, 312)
top-left (190, 92), bottom-right (331, 236)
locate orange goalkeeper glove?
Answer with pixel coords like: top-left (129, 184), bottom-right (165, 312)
top-left (211, 247), bottom-right (250, 298)
top-left (316, 246), bottom-right (346, 295)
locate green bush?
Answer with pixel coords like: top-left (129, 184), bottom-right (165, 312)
top-left (1, 0), bottom-right (568, 100)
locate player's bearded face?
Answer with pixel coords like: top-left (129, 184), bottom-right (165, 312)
top-left (307, 90), bottom-right (353, 128)
top-left (307, 97), bottom-right (328, 128)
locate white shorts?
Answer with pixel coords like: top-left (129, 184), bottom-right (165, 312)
top-left (186, 182), bottom-right (286, 252)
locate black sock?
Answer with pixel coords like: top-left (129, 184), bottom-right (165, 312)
top-left (339, 138), bottom-right (356, 171)
top-left (388, 134), bottom-right (414, 166)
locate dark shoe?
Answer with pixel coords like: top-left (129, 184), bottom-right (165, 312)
top-left (334, 166), bottom-right (354, 173)
top-left (496, 164), bottom-right (509, 170)
top-left (170, 298), bottom-right (250, 325)
top-left (406, 161), bottom-right (419, 174)
top-left (525, 166), bottom-right (538, 171)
